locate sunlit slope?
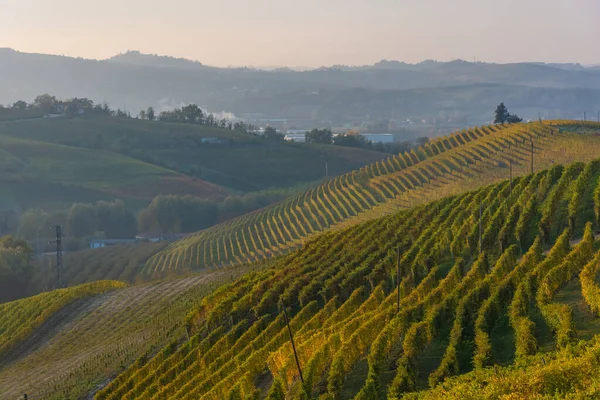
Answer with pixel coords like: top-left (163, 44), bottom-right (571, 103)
top-left (99, 157), bottom-right (600, 399)
top-left (0, 280), bottom-right (125, 358)
top-left (144, 121), bottom-right (600, 278)
top-left (0, 271), bottom-right (241, 400)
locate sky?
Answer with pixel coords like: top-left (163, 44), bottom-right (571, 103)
top-left (1, 0), bottom-right (599, 67)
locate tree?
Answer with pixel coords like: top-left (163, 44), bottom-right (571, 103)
top-left (306, 128), bottom-right (332, 144)
top-left (138, 195), bottom-right (218, 233)
top-left (507, 113), bottom-right (523, 123)
top-left (67, 203), bottom-right (99, 237)
top-left (181, 104), bottom-right (203, 124)
top-left (263, 126), bottom-right (284, 142)
top-left (33, 94), bottom-right (58, 113)
top-left (11, 100), bottom-right (28, 110)
top-left (68, 97), bottom-right (93, 111)
top-left (494, 103), bottom-right (509, 124)
top-left (494, 103), bottom-right (522, 124)
top-left (65, 102), bottom-right (80, 118)
top-left (139, 110), bottom-right (147, 120)
top-left (0, 210), bottom-right (19, 236)
top-left (415, 136), bottom-right (430, 147)
top-left (94, 200), bottom-right (136, 238)
top-left (147, 106), bottom-right (156, 121)
top-left (333, 132), bottom-right (368, 148)
top-left (0, 235), bottom-right (34, 302)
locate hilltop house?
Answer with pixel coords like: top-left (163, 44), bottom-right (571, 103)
top-left (135, 232), bottom-right (192, 243)
top-left (361, 133), bottom-right (394, 143)
top-left (89, 239), bottom-right (137, 249)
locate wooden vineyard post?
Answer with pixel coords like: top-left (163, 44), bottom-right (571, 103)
top-left (281, 301), bottom-right (304, 383)
top-left (479, 202), bottom-right (483, 254)
top-left (396, 246), bottom-right (401, 313)
top-left (509, 159), bottom-right (513, 193)
top-left (531, 140), bottom-right (534, 174)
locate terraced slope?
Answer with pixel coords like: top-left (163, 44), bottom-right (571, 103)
top-left (97, 157), bottom-right (600, 399)
top-left (144, 121), bottom-right (600, 278)
top-left (0, 271), bottom-right (245, 400)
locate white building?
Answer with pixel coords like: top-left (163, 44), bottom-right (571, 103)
top-left (284, 133), bottom-right (307, 143)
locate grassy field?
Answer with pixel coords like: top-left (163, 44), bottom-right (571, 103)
top-left (0, 133), bottom-right (228, 211)
top-left (0, 116), bottom-right (389, 192)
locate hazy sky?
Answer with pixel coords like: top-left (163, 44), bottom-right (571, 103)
top-left (1, 0), bottom-right (599, 67)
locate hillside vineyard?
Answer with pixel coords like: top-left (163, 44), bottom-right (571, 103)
top-left (144, 122), bottom-right (563, 277)
top-left (97, 156), bottom-right (600, 399)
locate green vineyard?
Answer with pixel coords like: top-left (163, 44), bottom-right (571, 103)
top-left (144, 121), bottom-right (600, 278)
top-left (96, 155), bottom-right (600, 399)
top-left (0, 280), bottom-right (125, 359)
top-left (0, 271), bottom-right (241, 399)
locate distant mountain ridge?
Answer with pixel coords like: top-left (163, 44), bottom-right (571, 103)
top-left (1, 48), bottom-right (599, 123)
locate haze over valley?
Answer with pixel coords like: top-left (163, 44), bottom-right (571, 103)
top-left (2, 1), bottom-right (600, 399)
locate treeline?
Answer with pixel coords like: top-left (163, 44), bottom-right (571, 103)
top-left (306, 128), bottom-right (428, 155)
top-left (0, 236), bottom-right (34, 303)
top-left (136, 191), bottom-right (287, 234)
top-left (150, 104), bottom-right (257, 133)
top-left (3, 94), bottom-right (434, 151)
top-left (5, 190), bottom-right (290, 251)
top-left (2, 93), bottom-right (261, 135)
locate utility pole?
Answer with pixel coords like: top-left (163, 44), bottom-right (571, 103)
top-left (531, 140), bottom-right (534, 174)
top-left (479, 202), bottom-right (483, 254)
top-left (509, 159), bottom-right (513, 192)
top-left (36, 229), bottom-right (41, 259)
top-left (49, 225), bottom-right (63, 289)
top-left (325, 161), bottom-right (329, 178)
top-left (281, 302), bottom-right (303, 384)
top-left (584, 111), bottom-right (587, 122)
top-left (396, 246), bottom-right (401, 313)
top-left (597, 110), bottom-right (599, 123)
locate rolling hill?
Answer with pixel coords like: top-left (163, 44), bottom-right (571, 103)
top-left (2, 48), bottom-right (600, 123)
top-left (142, 121), bottom-right (600, 279)
top-left (91, 157), bottom-right (600, 399)
top-left (0, 270), bottom-right (243, 399)
top-left (3, 144), bottom-right (600, 398)
top-left (0, 133), bottom-right (227, 212)
top-left (0, 116), bottom-right (389, 193)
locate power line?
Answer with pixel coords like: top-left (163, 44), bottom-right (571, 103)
top-left (49, 225), bottom-right (64, 289)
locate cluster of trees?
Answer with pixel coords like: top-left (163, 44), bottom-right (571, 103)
top-left (5, 94), bottom-right (116, 118)
top-left (3, 94), bottom-right (261, 136)
top-left (138, 191), bottom-right (286, 234)
top-left (0, 235), bottom-right (34, 302)
top-left (4, 189), bottom-right (288, 254)
top-left (494, 103), bottom-right (523, 124)
top-left (138, 195), bottom-right (218, 234)
top-left (147, 104), bottom-right (257, 133)
top-left (14, 201), bottom-right (137, 251)
top-left (306, 128), bottom-right (421, 154)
